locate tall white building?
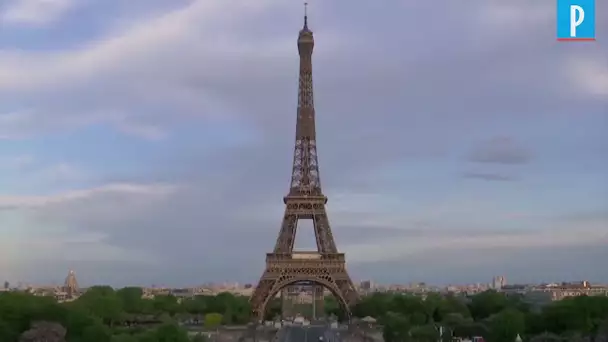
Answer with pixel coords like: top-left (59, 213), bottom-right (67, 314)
top-left (492, 276), bottom-right (506, 290)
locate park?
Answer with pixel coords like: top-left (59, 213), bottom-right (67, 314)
top-left (1, 287), bottom-right (608, 341)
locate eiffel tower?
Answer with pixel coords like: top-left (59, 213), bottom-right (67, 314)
top-left (249, 6), bottom-right (359, 321)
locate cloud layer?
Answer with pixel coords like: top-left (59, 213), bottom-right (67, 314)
top-left (0, 0), bottom-right (77, 26)
top-left (0, 0), bottom-right (606, 287)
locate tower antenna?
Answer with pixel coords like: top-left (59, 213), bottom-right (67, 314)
top-left (304, 2), bottom-right (308, 28)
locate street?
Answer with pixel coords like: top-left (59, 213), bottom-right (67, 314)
top-left (280, 325), bottom-right (340, 342)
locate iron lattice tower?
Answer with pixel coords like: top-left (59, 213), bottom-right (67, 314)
top-left (249, 9), bottom-right (359, 321)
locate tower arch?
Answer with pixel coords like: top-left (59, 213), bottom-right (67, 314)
top-left (256, 276), bottom-right (352, 321)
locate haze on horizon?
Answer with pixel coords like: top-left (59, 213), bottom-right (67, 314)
top-left (0, 0), bottom-right (606, 287)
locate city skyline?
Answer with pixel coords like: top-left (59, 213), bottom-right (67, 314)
top-left (0, 0), bottom-right (607, 286)
top-left (3, 268), bottom-right (606, 290)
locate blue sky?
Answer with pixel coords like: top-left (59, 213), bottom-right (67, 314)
top-left (0, 0), bottom-right (606, 287)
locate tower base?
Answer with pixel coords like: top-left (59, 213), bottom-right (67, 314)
top-left (251, 253), bottom-right (358, 321)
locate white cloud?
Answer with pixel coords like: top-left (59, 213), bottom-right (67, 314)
top-left (32, 163), bottom-right (87, 183)
top-left (343, 222), bottom-right (608, 264)
top-left (115, 122), bottom-right (167, 140)
top-left (566, 56), bottom-right (608, 97)
top-left (0, 0), bottom-right (285, 91)
top-left (0, 0), bottom-right (604, 141)
top-left (14, 232), bottom-right (158, 264)
top-left (0, 154), bottom-right (35, 169)
top-left (0, 0), bottom-right (606, 284)
top-left (0, 182), bottom-right (176, 281)
top-left (475, 1), bottom-right (553, 32)
top-left (0, 226), bottom-right (160, 282)
top-left (0, 0), bottom-right (307, 139)
top-left (0, 157), bottom-right (93, 194)
top-left (0, 0), bottom-right (76, 26)
top-left (0, 183), bottom-right (177, 209)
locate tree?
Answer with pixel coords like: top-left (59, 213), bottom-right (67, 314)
top-left (423, 293), bottom-right (443, 323)
top-left (75, 286), bottom-right (123, 326)
top-left (353, 293), bottom-right (392, 319)
top-left (181, 296), bottom-right (204, 316)
top-left (383, 312), bottom-right (410, 342)
top-left (0, 289), bottom-right (251, 341)
top-left (468, 290), bottom-right (508, 320)
top-left (264, 298), bottom-right (281, 321)
top-left (18, 321), bottom-right (66, 342)
top-left (410, 312), bottom-right (427, 326)
top-left (6, 285), bottom-right (608, 342)
top-left (410, 324), bottom-right (439, 342)
top-left (111, 335), bottom-right (139, 342)
top-left (80, 324), bottom-right (111, 342)
top-left (489, 309), bottom-right (525, 342)
top-left (153, 322), bottom-right (190, 342)
top-left (453, 322), bottom-right (488, 339)
top-left (62, 306), bottom-right (102, 340)
top-left (0, 292), bottom-right (44, 333)
top-left (540, 295), bottom-right (608, 338)
top-left (441, 313), bottom-right (469, 329)
top-left (222, 294), bottom-right (251, 324)
top-left (529, 332), bottom-right (563, 342)
top-left (324, 295), bottom-right (341, 316)
top-left (151, 295), bottom-right (180, 316)
top-left (204, 313), bottom-right (223, 330)
top-left (437, 295), bottom-right (471, 321)
top-left (524, 312), bottom-right (546, 336)
top-left (0, 319), bottom-right (19, 342)
top-left (596, 318), bottom-right (608, 342)
top-left (389, 295), bottom-right (426, 317)
top-left (116, 287), bottom-right (145, 314)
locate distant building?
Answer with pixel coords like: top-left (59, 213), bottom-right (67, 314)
top-left (360, 280), bottom-right (372, 290)
top-left (539, 281), bottom-right (608, 300)
top-left (492, 276), bottom-right (506, 290)
top-left (511, 280), bottom-right (608, 303)
top-left (63, 269), bottom-right (79, 299)
top-left (171, 288), bottom-right (194, 303)
top-left (500, 284), bottom-right (527, 295)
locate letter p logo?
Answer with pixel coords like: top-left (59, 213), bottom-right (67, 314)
top-left (570, 5), bottom-right (584, 37)
top-left (557, 0), bottom-right (596, 41)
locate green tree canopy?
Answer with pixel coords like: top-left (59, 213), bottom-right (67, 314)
top-left (383, 312), bottom-right (411, 342)
top-left (469, 290), bottom-right (508, 320)
top-left (1, 287), bottom-right (606, 342)
top-left (410, 324), bottom-right (440, 342)
top-left (204, 313), bottom-right (223, 330)
top-left (116, 287), bottom-right (145, 314)
top-left (488, 308), bottom-right (525, 342)
top-left (75, 286), bottom-right (123, 326)
top-left (0, 289), bottom-right (253, 342)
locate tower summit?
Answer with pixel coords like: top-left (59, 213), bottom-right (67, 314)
top-left (298, 2), bottom-right (314, 52)
top-left (249, 6), bottom-right (359, 321)
top-left (292, 1), bottom-right (320, 197)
